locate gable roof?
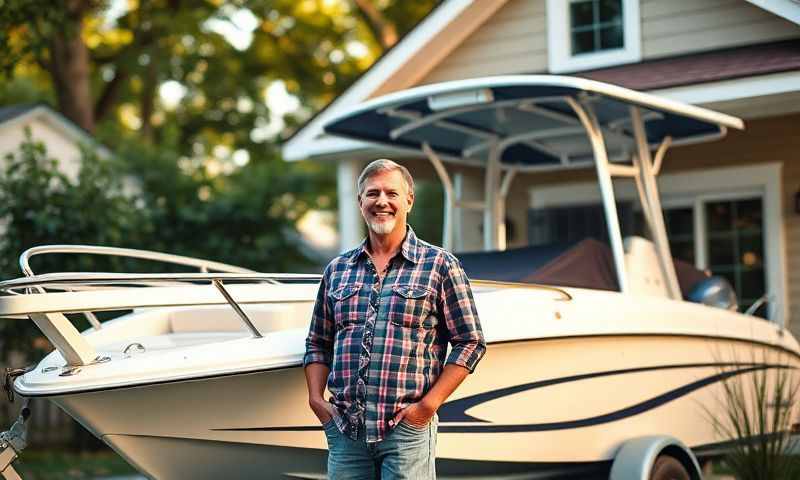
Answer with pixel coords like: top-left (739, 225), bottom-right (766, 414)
top-left (282, 0), bottom-right (800, 163)
top-left (0, 104), bottom-right (40, 124)
top-left (0, 103), bottom-right (111, 158)
top-left (579, 39), bottom-right (800, 91)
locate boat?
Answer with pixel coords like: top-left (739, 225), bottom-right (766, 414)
top-left (2, 76), bottom-right (798, 479)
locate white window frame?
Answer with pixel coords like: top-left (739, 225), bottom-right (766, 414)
top-left (529, 163), bottom-right (788, 326)
top-left (547, 0), bottom-right (641, 73)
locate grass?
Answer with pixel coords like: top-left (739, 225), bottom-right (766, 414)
top-left (704, 346), bottom-right (800, 480)
top-left (12, 449), bottom-right (139, 479)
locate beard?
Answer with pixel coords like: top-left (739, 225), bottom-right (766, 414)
top-left (367, 217), bottom-right (396, 235)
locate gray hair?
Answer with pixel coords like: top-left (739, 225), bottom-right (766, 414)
top-left (357, 159), bottom-right (414, 196)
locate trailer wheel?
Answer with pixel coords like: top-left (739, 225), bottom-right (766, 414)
top-left (649, 455), bottom-right (690, 480)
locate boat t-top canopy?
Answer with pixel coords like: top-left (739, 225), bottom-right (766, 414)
top-left (322, 75), bottom-right (744, 300)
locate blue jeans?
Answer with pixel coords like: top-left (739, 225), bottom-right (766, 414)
top-left (324, 416), bottom-right (437, 479)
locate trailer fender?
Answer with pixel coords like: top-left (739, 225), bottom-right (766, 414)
top-left (608, 435), bottom-right (702, 480)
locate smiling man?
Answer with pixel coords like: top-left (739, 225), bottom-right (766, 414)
top-left (304, 159), bottom-right (486, 479)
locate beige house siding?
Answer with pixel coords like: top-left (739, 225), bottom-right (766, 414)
top-left (420, 0), bottom-right (798, 85)
top-left (641, 0), bottom-right (799, 59)
top-left (422, 0), bottom-right (547, 84)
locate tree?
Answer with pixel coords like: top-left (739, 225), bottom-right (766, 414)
top-left (0, 0), bottom-right (438, 145)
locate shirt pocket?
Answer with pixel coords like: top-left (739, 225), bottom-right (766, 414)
top-left (330, 283), bottom-right (362, 328)
top-left (389, 284), bottom-right (435, 329)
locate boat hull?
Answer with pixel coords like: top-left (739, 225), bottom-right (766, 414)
top-left (49, 333), bottom-right (800, 479)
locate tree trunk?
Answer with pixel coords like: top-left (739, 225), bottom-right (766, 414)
top-left (49, 2), bottom-right (94, 133)
top-left (139, 50), bottom-right (158, 142)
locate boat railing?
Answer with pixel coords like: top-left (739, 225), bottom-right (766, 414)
top-left (18, 245), bottom-right (263, 331)
top-left (19, 244), bottom-right (258, 277)
top-left (2, 245), bottom-right (321, 367)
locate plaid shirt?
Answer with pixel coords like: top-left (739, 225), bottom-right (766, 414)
top-left (304, 227), bottom-right (485, 442)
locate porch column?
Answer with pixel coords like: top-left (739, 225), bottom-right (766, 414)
top-left (337, 158), bottom-right (365, 252)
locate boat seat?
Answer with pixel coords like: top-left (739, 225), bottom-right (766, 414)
top-left (167, 304), bottom-right (312, 334)
top-left (623, 236), bottom-right (670, 298)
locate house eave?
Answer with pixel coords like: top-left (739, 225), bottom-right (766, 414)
top-left (745, 0), bottom-right (800, 25)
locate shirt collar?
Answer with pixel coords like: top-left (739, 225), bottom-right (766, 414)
top-left (349, 225), bottom-right (421, 265)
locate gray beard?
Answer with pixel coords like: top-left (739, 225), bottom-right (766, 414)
top-left (368, 218), bottom-right (396, 235)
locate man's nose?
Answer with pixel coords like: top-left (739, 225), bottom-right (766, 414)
top-left (375, 192), bottom-right (389, 205)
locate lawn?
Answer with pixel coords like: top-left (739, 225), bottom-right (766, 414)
top-left (12, 449), bottom-right (138, 480)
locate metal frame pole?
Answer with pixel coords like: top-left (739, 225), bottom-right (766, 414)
top-left (629, 106), bottom-right (682, 300)
top-left (422, 143), bottom-right (455, 250)
top-left (212, 280), bottom-right (262, 338)
top-left (484, 143), bottom-right (502, 251)
top-left (568, 98), bottom-right (630, 294)
top-left (497, 169), bottom-right (517, 250)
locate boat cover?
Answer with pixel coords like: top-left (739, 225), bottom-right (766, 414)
top-left (458, 238), bottom-right (708, 298)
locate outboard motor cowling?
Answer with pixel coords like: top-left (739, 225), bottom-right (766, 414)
top-left (687, 276), bottom-right (737, 311)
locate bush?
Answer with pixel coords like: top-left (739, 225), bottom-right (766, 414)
top-left (705, 346), bottom-right (800, 479)
top-left (0, 130), bottom-right (148, 357)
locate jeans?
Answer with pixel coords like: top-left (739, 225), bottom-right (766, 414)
top-left (324, 416), bottom-right (437, 479)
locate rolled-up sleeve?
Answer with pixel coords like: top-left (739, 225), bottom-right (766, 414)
top-left (304, 265), bottom-right (334, 367)
top-left (438, 257), bottom-right (486, 372)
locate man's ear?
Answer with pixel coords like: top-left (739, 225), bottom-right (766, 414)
top-left (407, 191), bottom-right (415, 212)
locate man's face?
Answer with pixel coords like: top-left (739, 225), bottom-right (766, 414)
top-left (358, 169), bottom-right (414, 237)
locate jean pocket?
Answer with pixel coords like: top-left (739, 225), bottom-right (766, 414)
top-left (322, 417), bottom-right (338, 436)
top-left (398, 419), bottom-right (429, 433)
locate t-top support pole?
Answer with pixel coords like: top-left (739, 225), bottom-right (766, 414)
top-left (629, 106), bottom-right (682, 300)
top-left (567, 97), bottom-right (630, 294)
top-left (484, 143), bottom-right (502, 251)
top-left (422, 142), bottom-right (455, 251)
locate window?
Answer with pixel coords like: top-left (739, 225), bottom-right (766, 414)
top-left (547, 0), bottom-right (641, 73)
top-left (704, 198), bottom-right (766, 316)
top-left (570, 0), bottom-right (624, 55)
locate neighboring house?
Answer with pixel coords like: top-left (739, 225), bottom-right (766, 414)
top-left (0, 103), bottom-right (111, 179)
top-left (283, 0), bottom-right (800, 331)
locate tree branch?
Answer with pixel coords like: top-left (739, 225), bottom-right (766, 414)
top-left (351, 0), bottom-right (398, 50)
top-left (94, 65), bottom-right (128, 121)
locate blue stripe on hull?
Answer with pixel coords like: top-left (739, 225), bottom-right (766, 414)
top-left (214, 362), bottom-right (794, 434)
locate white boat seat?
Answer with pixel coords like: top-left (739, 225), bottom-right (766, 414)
top-left (624, 236), bottom-right (669, 298)
top-left (167, 304), bottom-right (311, 334)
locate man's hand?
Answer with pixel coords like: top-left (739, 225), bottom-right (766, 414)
top-left (305, 363), bottom-right (334, 424)
top-left (309, 396), bottom-right (336, 424)
top-left (391, 399), bottom-right (436, 428)
top-left (391, 364), bottom-right (470, 429)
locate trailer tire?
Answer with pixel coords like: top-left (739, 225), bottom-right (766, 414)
top-left (649, 455), bottom-right (690, 480)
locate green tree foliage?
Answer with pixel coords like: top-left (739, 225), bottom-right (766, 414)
top-left (0, 131), bottom-right (148, 355)
top-left (115, 137), bottom-right (335, 273)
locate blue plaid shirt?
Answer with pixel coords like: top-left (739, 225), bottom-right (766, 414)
top-left (304, 227), bottom-right (485, 442)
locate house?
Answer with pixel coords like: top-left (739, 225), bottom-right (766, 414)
top-left (282, 0), bottom-right (800, 332)
top-left (0, 103), bottom-right (111, 179)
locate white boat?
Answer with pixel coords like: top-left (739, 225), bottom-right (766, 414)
top-left (2, 76), bottom-right (799, 480)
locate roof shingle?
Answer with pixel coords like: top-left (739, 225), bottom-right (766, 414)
top-left (577, 39), bottom-right (800, 90)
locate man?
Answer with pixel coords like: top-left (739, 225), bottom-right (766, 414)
top-left (304, 159), bottom-right (486, 479)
